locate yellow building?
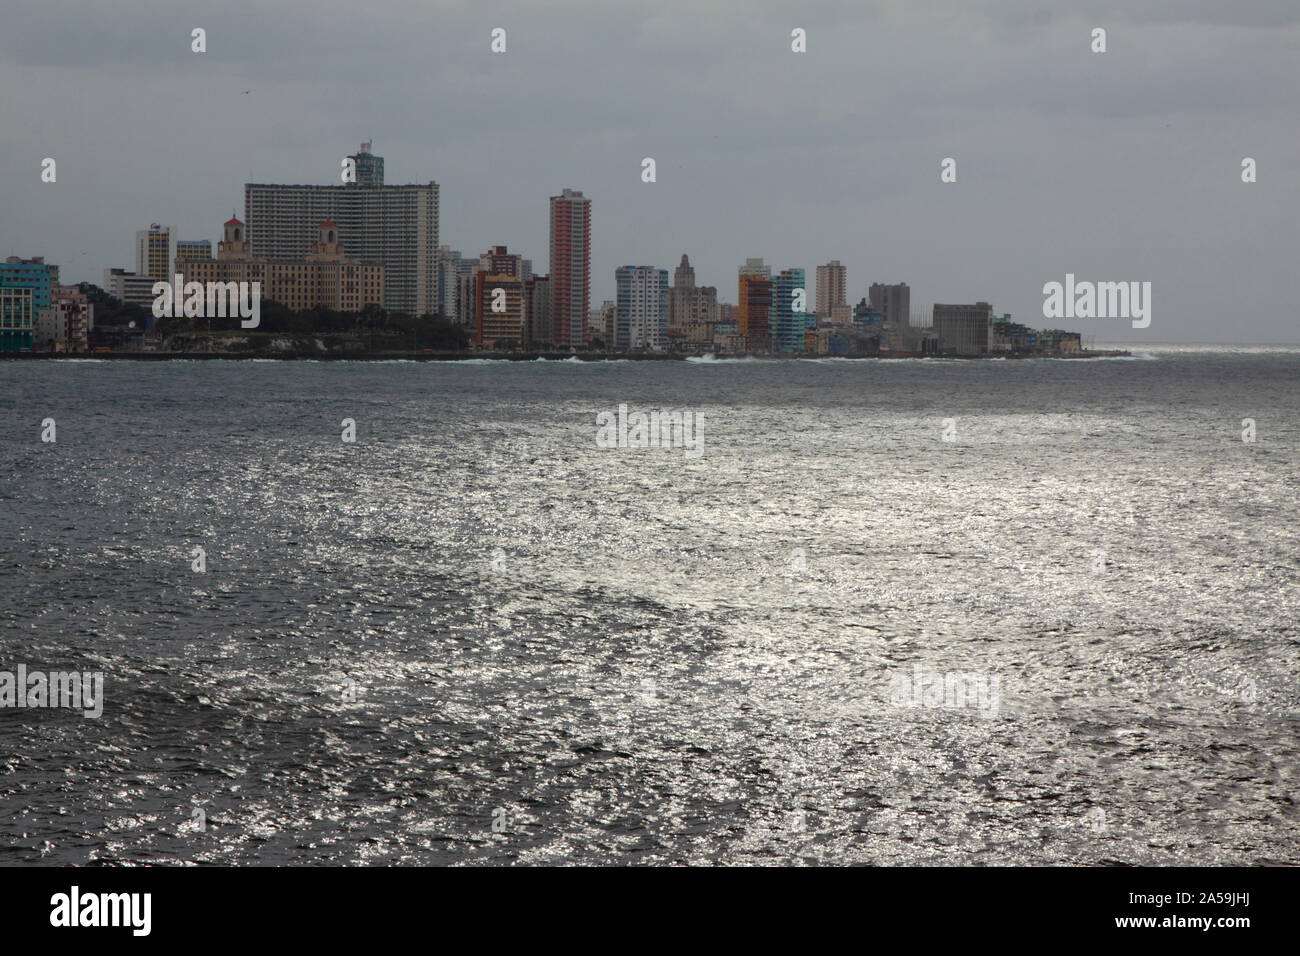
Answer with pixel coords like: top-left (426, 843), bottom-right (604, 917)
top-left (180, 218), bottom-right (383, 314)
top-left (475, 272), bottom-right (525, 348)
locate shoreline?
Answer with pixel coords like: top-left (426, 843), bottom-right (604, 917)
top-left (0, 349), bottom-right (1132, 362)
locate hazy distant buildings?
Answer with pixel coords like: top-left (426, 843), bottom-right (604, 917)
top-left (668, 254), bottom-right (718, 328)
top-left (550, 188), bottom-right (590, 349)
top-left (852, 297), bottom-right (884, 333)
top-left (933, 302), bottom-right (994, 355)
top-left (244, 143), bottom-right (439, 316)
top-left (136, 225), bottom-right (175, 283)
top-left (179, 218), bottom-right (383, 313)
top-left (870, 282), bottom-right (911, 350)
top-left (615, 265), bottom-right (669, 350)
top-left (666, 254), bottom-right (717, 351)
top-left (586, 298), bottom-right (613, 348)
top-left (815, 260), bottom-right (847, 317)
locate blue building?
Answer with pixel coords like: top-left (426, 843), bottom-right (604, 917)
top-left (771, 267), bottom-right (806, 352)
top-left (0, 256), bottom-right (56, 352)
top-left (852, 297), bottom-right (884, 333)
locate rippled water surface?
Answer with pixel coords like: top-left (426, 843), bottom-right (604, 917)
top-left (2, 348), bottom-right (1298, 865)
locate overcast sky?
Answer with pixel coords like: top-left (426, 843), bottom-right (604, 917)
top-left (2, 0), bottom-right (1297, 342)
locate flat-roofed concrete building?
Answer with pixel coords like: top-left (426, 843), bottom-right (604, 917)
top-left (771, 267), bottom-right (807, 353)
top-left (870, 281), bottom-right (911, 349)
top-left (615, 265), bottom-right (669, 351)
top-left (475, 273), bottom-right (525, 348)
top-left (933, 301), bottom-right (995, 355)
top-left (816, 260), bottom-right (847, 317)
top-left (103, 269), bottom-right (160, 308)
top-left (244, 143), bottom-right (437, 316)
top-left (1, 256), bottom-right (58, 352)
top-left (738, 273), bottom-right (772, 352)
top-left (526, 275), bottom-right (552, 347)
top-left (0, 286), bottom-right (34, 352)
top-left (49, 286), bottom-right (93, 351)
top-left (136, 224), bottom-right (175, 283)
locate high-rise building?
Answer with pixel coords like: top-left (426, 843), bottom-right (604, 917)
top-left (615, 266), bottom-right (669, 351)
top-left (816, 260), bottom-right (847, 317)
top-left (739, 257), bottom-right (770, 279)
top-left (456, 246), bottom-right (529, 338)
top-left (933, 302), bottom-right (994, 355)
top-left (180, 218), bottom-right (383, 313)
top-left (549, 188), bottom-right (590, 349)
top-left (668, 254), bottom-right (718, 331)
top-left (475, 273), bottom-right (525, 348)
top-left (869, 282), bottom-right (911, 350)
top-left (771, 267), bottom-right (807, 353)
top-left (352, 141), bottom-right (383, 187)
top-left (526, 275), bottom-right (552, 347)
top-left (435, 246), bottom-right (462, 321)
top-left (450, 255), bottom-right (481, 330)
top-left (1, 257), bottom-right (57, 352)
top-left (244, 143), bottom-right (438, 316)
top-left (136, 224), bottom-right (175, 283)
top-left (738, 273), bottom-right (772, 352)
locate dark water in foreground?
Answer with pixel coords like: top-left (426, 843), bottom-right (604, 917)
top-left (1, 347), bottom-right (1297, 865)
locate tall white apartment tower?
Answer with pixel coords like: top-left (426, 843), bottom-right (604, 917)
top-left (243, 143), bottom-right (439, 316)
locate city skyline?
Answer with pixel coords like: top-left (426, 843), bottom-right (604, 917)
top-left (2, 1), bottom-right (1298, 343)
